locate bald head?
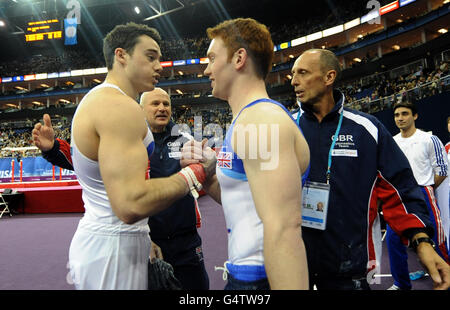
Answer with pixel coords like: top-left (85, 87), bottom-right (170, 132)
top-left (300, 49), bottom-right (341, 84)
top-left (140, 87), bottom-right (171, 133)
top-left (140, 87), bottom-right (170, 106)
top-left (291, 49), bottom-right (340, 106)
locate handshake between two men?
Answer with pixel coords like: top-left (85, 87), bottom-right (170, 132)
top-left (179, 139), bottom-right (218, 200)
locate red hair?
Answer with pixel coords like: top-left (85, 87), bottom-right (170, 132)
top-left (207, 18), bottom-right (274, 79)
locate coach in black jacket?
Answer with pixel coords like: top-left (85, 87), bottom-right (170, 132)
top-left (143, 89), bottom-right (209, 290)
top-left (32, 87), bottom-right (209, 290)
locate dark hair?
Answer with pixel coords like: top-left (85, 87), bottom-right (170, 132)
top-left (103, 22), bottom-right (161, 70)
top-left (206, 18), bottom-right (274, 79)
top-left (393, 101), bottom-right (418, 115)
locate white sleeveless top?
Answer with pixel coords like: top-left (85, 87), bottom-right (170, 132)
top-left (71, 83), bottom-right (155, 230)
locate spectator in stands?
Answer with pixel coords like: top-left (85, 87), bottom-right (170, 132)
top-left (3, 56), bottom-right (446, 158)
top-left (341, 65), bottom-right (449, 113)
top-left (440, 61), bottom-right (449, 75)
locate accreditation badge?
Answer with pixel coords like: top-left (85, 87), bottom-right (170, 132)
top-left (301, 181), bottom-right (330, 230)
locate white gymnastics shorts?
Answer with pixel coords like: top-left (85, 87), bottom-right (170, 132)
top-left (68, 217), bottom-right (151, 290)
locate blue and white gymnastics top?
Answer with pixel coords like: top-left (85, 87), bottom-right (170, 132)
top-left (216, 98), bottom-right (309, 281)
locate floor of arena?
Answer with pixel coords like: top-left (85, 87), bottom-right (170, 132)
top-left (0, 194), bottom-right (434, 290)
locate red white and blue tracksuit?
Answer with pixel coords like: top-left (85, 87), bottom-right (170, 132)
top-left (293, 90), bottom-right (434, 289)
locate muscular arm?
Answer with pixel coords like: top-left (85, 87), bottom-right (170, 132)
top-left (235, 106), bottom-right (308, 290)
top-left (91, 97), bottom-right (190, 224)
top-left (202, 174), bottom-right (221, 204)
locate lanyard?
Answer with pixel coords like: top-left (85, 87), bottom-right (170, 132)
top-left (296, 107), bottom-right (344, 185)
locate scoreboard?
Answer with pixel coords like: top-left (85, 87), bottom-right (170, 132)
top-left (25, 19), bottom-right (62, 42)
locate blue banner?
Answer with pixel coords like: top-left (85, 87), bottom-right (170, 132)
top-left (0, 157), bottom-right (76, 183)
top-left (64, 18), bottom-right (77, 45)
top-left (0, 158), bottom-right (14, 180)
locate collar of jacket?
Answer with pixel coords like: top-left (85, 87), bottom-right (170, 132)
top-left (297, 89), bottom-right (345, 121)
top-left (150, 120), bottom-right (180, 139)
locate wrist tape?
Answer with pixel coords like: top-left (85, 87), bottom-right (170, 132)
top-left (178, 164), bottom-right (206, 199)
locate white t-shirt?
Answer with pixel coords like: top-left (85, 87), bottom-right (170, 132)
top-left (394, 129), bottom-right (448, 186)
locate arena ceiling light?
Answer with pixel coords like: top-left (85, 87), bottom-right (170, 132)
top-left (322, 24), bottom-right (344, 37)
top-left (134, 6), bottom-right (140, 14)
top-left (344, 18), bottom-right (360, 30)
top-left (291, 36), bottom-right (306, 47)
top-left (71, 69), bottom-right (83, 76)
top-left (306, 31), bottom-right (322, 42)
top-left (95, 67), bottom-right (107, 74)
top-left (143, 0), bottom-right (186, 21)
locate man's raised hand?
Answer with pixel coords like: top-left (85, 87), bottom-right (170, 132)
top-left (32, 114), bottom-right (55, 152)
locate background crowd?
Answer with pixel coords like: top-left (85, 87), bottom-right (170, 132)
top-left (1, 56), bottom-right (449, 159)
top-left (342, 60), bottom-right (450, 112)
top-left (0, 122), bottom-right (70, 158)
top-left (0, 0), bottom-right (449, 159)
